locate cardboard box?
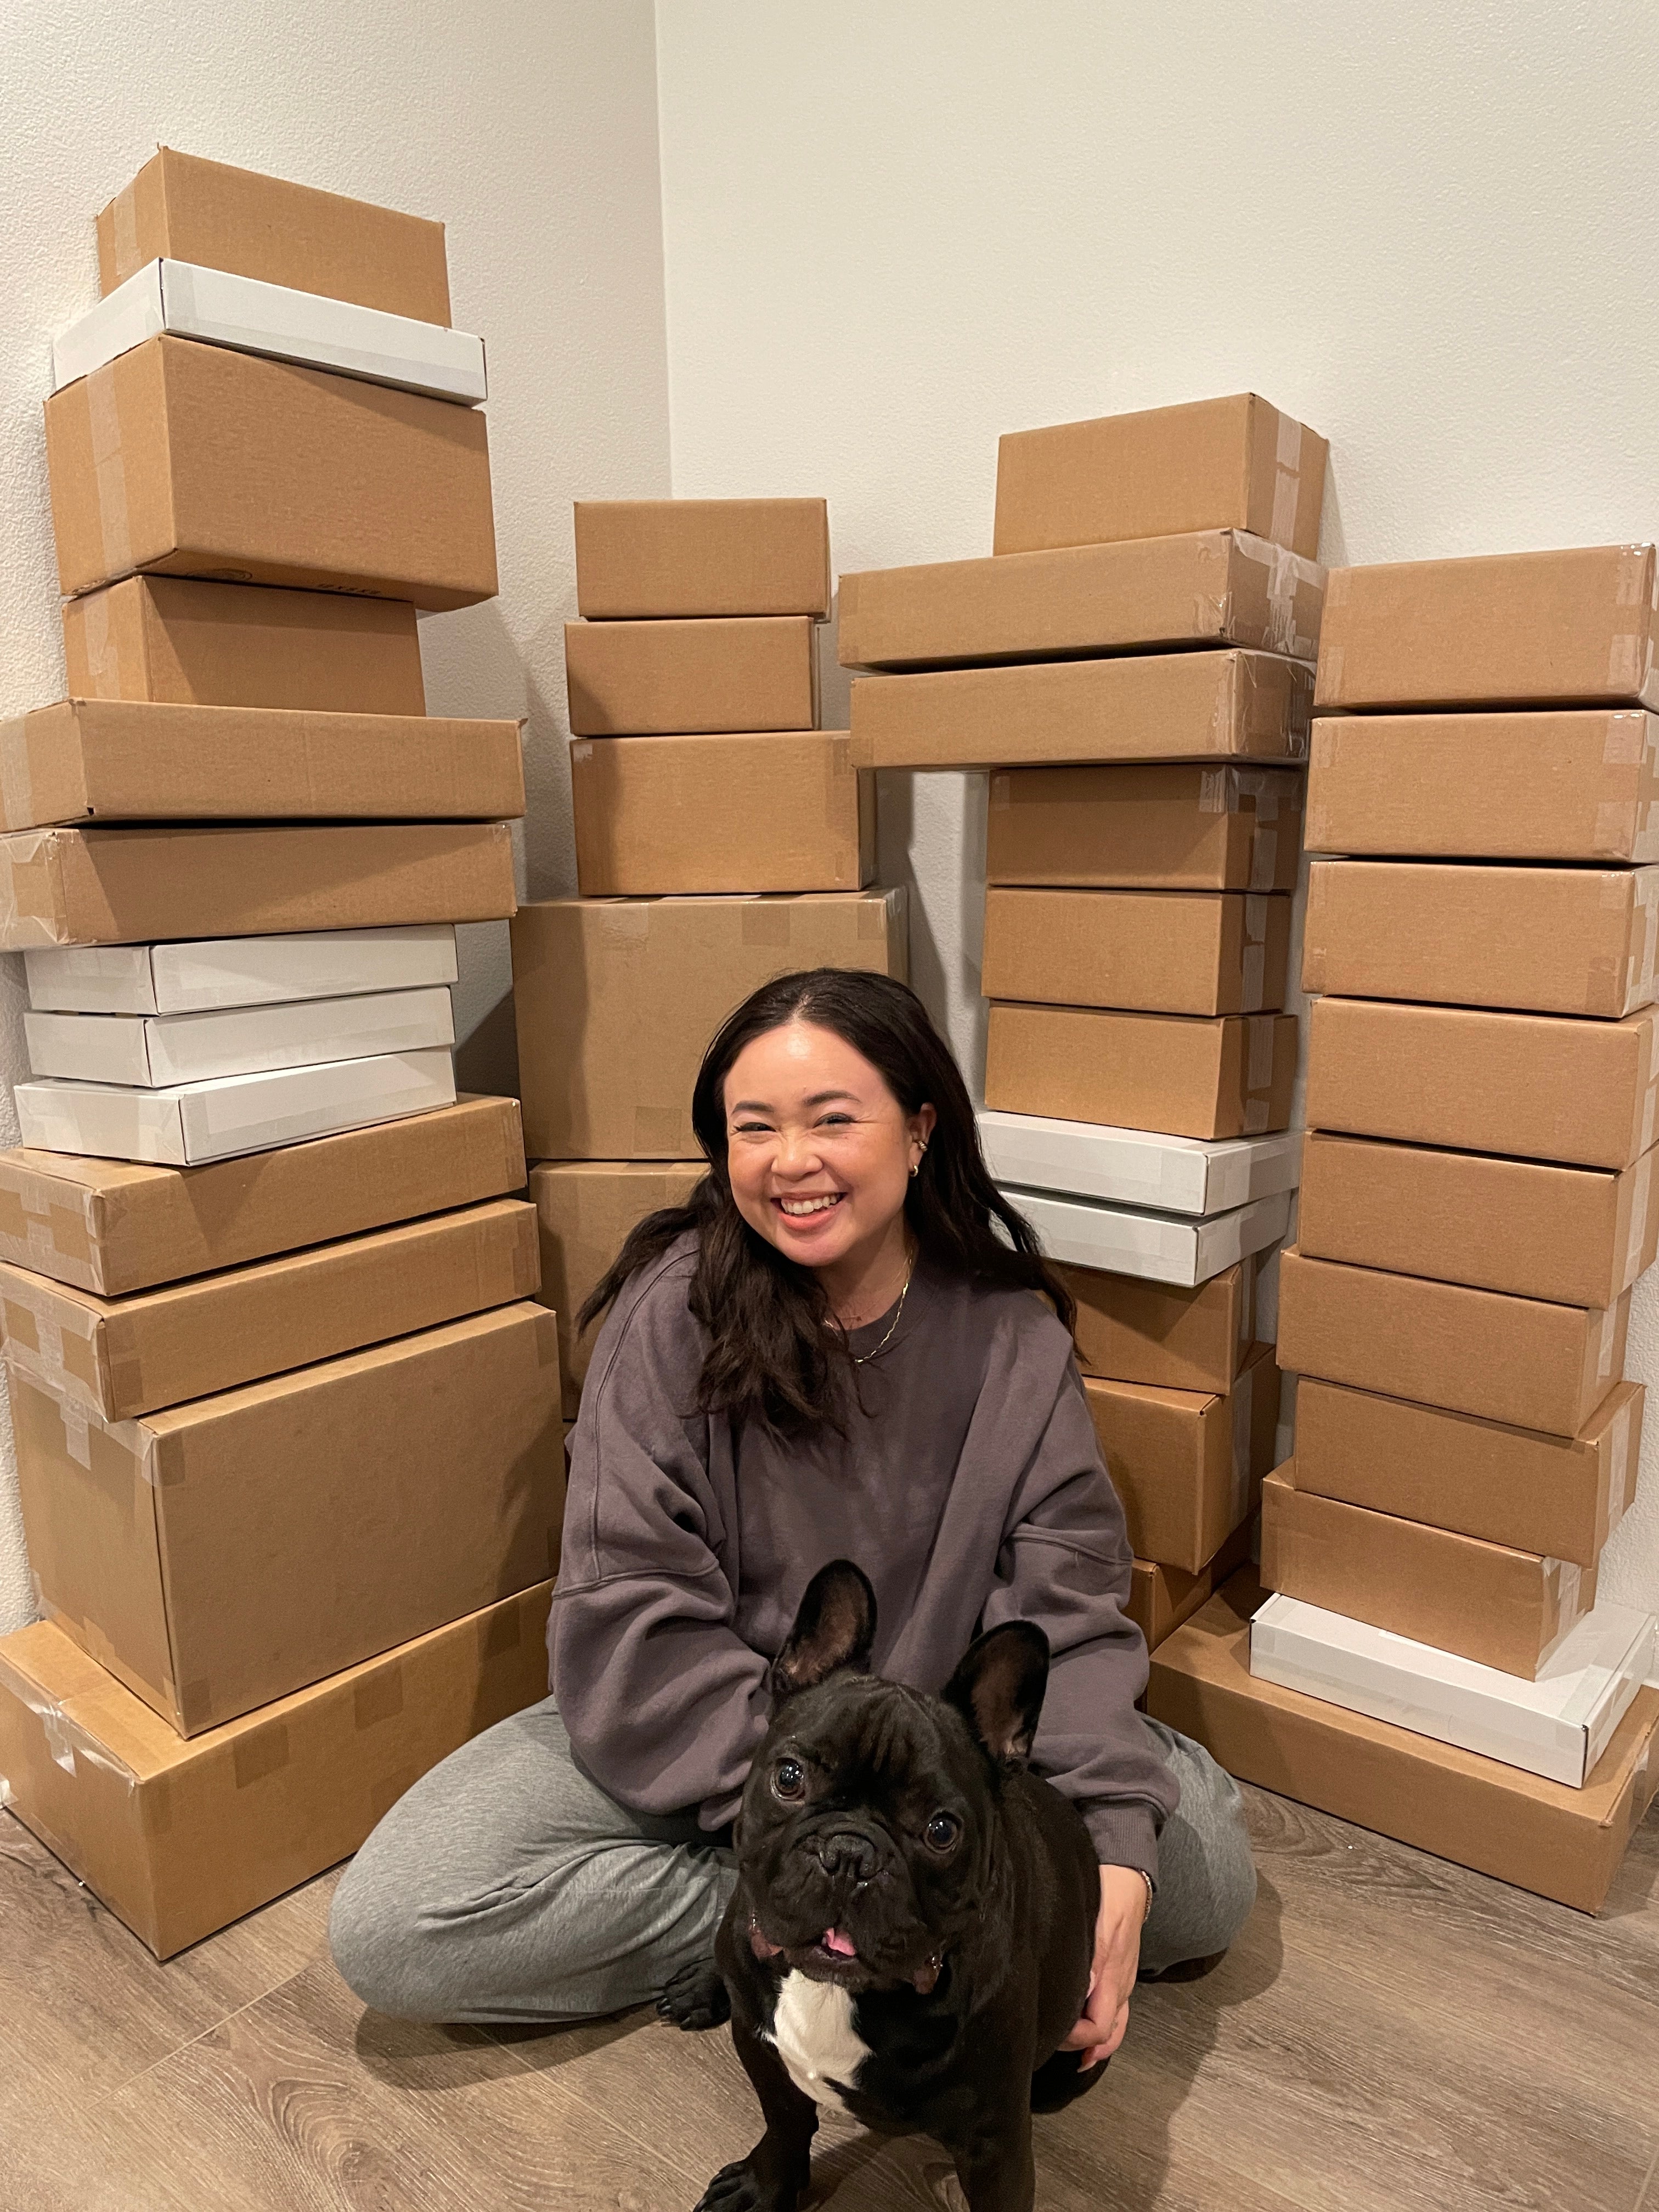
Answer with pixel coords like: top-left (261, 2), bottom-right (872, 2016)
top-left (1291, 1376), bottom-right (1642, 1570)
top-left (1148, 1576), bottom-right (1659, 1913)
top-left (570, 732), bottom-right (874, 897)
top-left (1297, 1131), bottom-right (1659, 1309)
top-left (1304, 861), bottom-right (1659, 1019)
top-left (1305, 997), bottom-right (1659, 1172)
top-left (511, 890), bottom-right (908, 1159)
top-left (1261, 1466), bottom-right (1598, 1680)
top-left (1277, 1246), bottom-right (1628, 1437)
top-left (1062, 1256), bottom-right (1256, 1392)
top-left (1305, 709), bottom-right (1659, 863)
top-left (529, 1160), bottom-right (706, 1417)
top-left (25, 926), bottom-right (459, 1015)
top-left (573, 499), bottom-right (830, 620)
top-left (0, 1196), bottom-right (538, 1421)
top-left (1126, 1518), bottom-right (1257, 1654)
top-left (565, 616), bottom-right (815, 736)
top-left (0, 822), bottom-right (515, 950)
top-left (984, 1006), bottom-right (1299, 1141)
top-left (1014, 1186), bottom-right (1289, 1291)
top-left (847, 650), bottom-right (1313, 771)
top-left (46, 336), bottom-right (497, 610)
top-left (838, 530), bottom-right (1324, 672)
top-left (0, 1586), bottom-right (551, 1959)
top-left (983, 888), bottom-right (1291, 1015)
top-left (1316, 544), bottom-right (1659, 714)
top-left (977, 1110), bottom-right (1301, 1216)
top-left (1083, 1340), bottom-right (1279, 1572)
top-left (97, 147), bottom-right (452, 324)
top-left (995, 394), bottom-right (1328, 560)
top-left (26, 985), bottom-right (454, 1088)
top-left (986, 764), bottom-right (1302, 893)
top-left (12, 1300), bottom-right (563, 1734)
top-left (62, 576), bottom-right (426, 714)
top-left (0, 1094), bottom-right (526, 1297)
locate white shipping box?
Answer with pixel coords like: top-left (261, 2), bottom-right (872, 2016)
top-left (25, 927), bottom-right (459, 1014)
top-left (1008, 1185), bottom-right (1293, 1289)
top-left (979, 1109), bottom-right (1301, 1217)
top-left (25, 986), bottom-right (454, 1088)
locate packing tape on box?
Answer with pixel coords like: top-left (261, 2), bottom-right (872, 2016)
top-left (1241, 943), bottom-right (1266, 1012)
top-left (1625, 1149), bottom-right (1655, 1284)
top-left (1603, 712), bottom-right (1650, 767)
top-left (1231, 534), bottom-right (1322, 662)
top-left (1607, 1391), bottom-right (1638, 1522)
top-left (1596, 1300), bottom-right (1621, 1380)
top-left (1599, 799), bottom-right (1644, 859)
top-left (1248, 827), bottom-right (1279, 895)
top-left (86, 364), bottom-right (134, 584)
top-left (1269, 415), bottom-right (1303, 555)
top-left (0, 829), bottom-right (66, 951)
top-left (1624, 870), bottom-right (1659, 1010)
top-left (1228, 1359), bottom-right (1256, 1522)
top-left (109, 179), bottom-right (142, 283)
top-left (1247, 1015), bottom-right (1277, 1093)
top-left (0, 1646), bottom-right (136, 1790)
top-left (0, 716), bottom-right (32, 833)
top-left (77, 591), bottom-right (123, 698)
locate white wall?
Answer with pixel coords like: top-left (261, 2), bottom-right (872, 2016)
top-left (652, 0), bottom-right (1659, 1613)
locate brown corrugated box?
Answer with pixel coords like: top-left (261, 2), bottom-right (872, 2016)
top-left (0, 701), bottom-right (524, 833)
top-left (0, 1096), bottom-right (525, 1299)
top-left (1314, 544), bottom-right (1659, 713)
top-left (570, 732), bottom-right (874, 898)
top-left (46, 336), bottom-right (496, 610)
top-left (0, 821), bottom-right (515, 950)
top-left (97, 147), bottom-right (452, 323)
top-left (1082, 1340), bottom-right (1279, 1572)
top-left (987, 764), bottom-right (1302, 892)
top-left (1294, 1375), bottom-right (1643, 1569)
top-left (1297, 1130), bottom-right (1659, 1308)
top-left (1148, 1576), bottom-right (1659, 1914)
top-left (1277, 1246), bottom-right (1628, 1437)
top-left (838, 531), bottom-right (1324, 672)
top-left (1303, 861), bottom-right (1659, 1019)
top-left (565, 616), bottom-right (816, 736)
top-left (985, 1005), bottom-right (1298, 1141)
top-left (983, 889), bottom-right (1291, 1015)
top-left (13, 1301), bottom-right (563, 1736)
top-left (1063, 1256), bottom-right (1256, 1394)
top-left (511, 890), bottom-right (908, 1160)
top-left (573, 499), bottom-right (830, 620)
top-left (1305, 997), bottom-right (1659, 1172)
top-left (530, 1160), bottom-right (706, 1417)
top-left (1126, 1519), bottom-right (1257, 1655)
top-left (1306, 709), bottom-right (1659, 863)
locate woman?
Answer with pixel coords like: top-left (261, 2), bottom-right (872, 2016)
top-left (330, 969), bottom-right (1256, 2064)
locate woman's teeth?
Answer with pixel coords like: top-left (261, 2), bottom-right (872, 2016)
top-left (778, 1194), bottom-right (843, 1216)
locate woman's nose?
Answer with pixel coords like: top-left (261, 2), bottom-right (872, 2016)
top-left (773, 1128), bottom-right (823, 1175)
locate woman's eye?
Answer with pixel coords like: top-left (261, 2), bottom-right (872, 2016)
top-left (773, 1758), bottom-right (806, 1801)
top-left (925, 1812), bottom-right (961, 1852)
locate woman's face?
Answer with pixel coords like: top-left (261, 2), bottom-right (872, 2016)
top-left (722, 1019), bottom-right (935, 1275)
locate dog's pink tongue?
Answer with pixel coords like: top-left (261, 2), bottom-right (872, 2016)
top-left (822, 1927), bottom-right (857, 1958)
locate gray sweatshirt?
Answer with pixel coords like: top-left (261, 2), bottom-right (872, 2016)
top-left (548, 1233), bottom-right (1180, 1882)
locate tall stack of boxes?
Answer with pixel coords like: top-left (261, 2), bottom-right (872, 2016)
top-left (0, 153), bottom-right (564, 1957)
top-left (1148, 543), bottom-right (1659, 1912)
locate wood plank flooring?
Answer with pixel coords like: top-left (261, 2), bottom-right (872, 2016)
top-left (2, 1786), bottom-right (1655, 2212)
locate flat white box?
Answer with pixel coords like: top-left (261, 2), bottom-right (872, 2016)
top-left (25, 926), bottom-right (459, 1014)
top-left (14, 1049), bottom-right (458, 1166)
top-left (979, 1109), bottom-right (1302, 1217)
top-left (1007, 1184), bottom-right (1292, 1288)
top-left (1249, 1592), bottom-right (1657, 1788)
top-left (52, 259), bottom-right (487, 404)
top-left (25, 986), bottom-right (455, 1088)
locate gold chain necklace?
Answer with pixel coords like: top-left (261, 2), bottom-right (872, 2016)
top-left (848, 1261), bottom-right (915, 1365)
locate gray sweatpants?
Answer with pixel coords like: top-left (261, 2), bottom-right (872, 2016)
top-left (328, 1701), bottom-right (1256, 2024)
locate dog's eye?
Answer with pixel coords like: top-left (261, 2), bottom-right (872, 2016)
top-left (772, 1757), bottom-right (807, 1801)
top-left (924, 1812), bottom-right (961, 1852)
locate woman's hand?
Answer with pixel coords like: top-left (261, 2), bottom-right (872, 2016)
top-left (1060, 1864), bottom-right (1152, 2068)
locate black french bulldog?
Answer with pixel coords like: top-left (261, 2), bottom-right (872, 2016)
top-left (663, 1558), bottom-right (1102, 2212)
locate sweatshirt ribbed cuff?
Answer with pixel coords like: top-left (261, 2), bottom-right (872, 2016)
top-left (1082, 1802), bottom-right (1159, 1888)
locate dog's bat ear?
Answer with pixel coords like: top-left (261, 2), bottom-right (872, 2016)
top-left (771, 1560), bottom-right (877, 1700)
top-left (943, 1621), bottom-right (1050, 1768)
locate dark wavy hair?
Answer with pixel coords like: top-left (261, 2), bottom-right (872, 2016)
top-left (578, 968), bottom-right (1072, 1434)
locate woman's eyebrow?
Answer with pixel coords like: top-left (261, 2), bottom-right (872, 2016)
top-left (726, 1088), bottom-right (862, 1116)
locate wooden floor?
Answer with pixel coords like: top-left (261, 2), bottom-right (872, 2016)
top-left (2, 1787), bottom-right (1656, 2212)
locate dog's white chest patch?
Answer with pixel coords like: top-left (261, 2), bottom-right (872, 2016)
top-left (765, 1971), bottom-right (872, 2113)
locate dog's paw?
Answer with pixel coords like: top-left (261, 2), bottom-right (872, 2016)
top-left (692, 2155), bottom-right (799, 2212)
top-left (657, 1957), bottom-right (733, 2032)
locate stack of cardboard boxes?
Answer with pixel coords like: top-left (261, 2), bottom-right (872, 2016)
top-left (1149, 543), bottom-right (1659, 1911)
top-left (0, 153), bottom-right (564, 1957)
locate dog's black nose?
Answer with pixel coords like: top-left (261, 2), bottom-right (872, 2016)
top-left (815, 1829), bottom-right (879, 1882)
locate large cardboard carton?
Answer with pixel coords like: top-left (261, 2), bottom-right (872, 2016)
top-left (565, 617), bottom-right (815, 736)
top-left (1082, 1341), bottom-right (1278, 1571)
top-left (512, 890), bottom-right (908, 1160)
top-left (46, 336), bottom-right (497, 609)
top-left (573, 500), bottom-right (831, 620)
top-left (978, 1110), bottom-right (1301, 1216)
top-left (984, 1006), bottom-right (1299, 1141)
top-left (569, 732), bottom-right (873, 898)
top-left (97, 148), bottom-right (452, 322)
top-left (1314, 544), bottom-right (1659, 712)
top-left (13, 1301), bottom-right (564, 1734)
top-left (1148, 1577), bottom-right (1659, 1912)
top-left (848, 650), bottom-right (1312, 771)
top-left (1297, 1131), bottom-right (1659, 1308)
top-left (986, 764), bottom-right (1302, 893)
top-left (0, 1587), bottom-right (551, 1959)
top-left (62, 576), bottom-right (426, 714)
top-left (1305, 997), bottom-right (1659, 1172)
top-left (994, 395), bottom-right (1328, 561)
top-left (26, 927), bottom-right (460, 1015)
top-left (1293, 1375), bottom-right (1642, 1572)
top-left (0, 1095), bottom-right (526, 1297)
top-left (1015, 1187), bottom-right (1289, 1291)
top-left (983, 888), bottom-right (1290, 1015)
top-left (1277, 1247), bottom-right (1628, 1437)
top-left (1304, 861), bottom-right (1659, 1019)
top-left (1062, 1256), bottom-right (1256, 1393)
top-left (838, 531), bottom-right (1324, 672)
top-left (1306, 709), bottom-right (1659, 863)
top-left (1126, 1519), bottom-right (1257, 1655)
